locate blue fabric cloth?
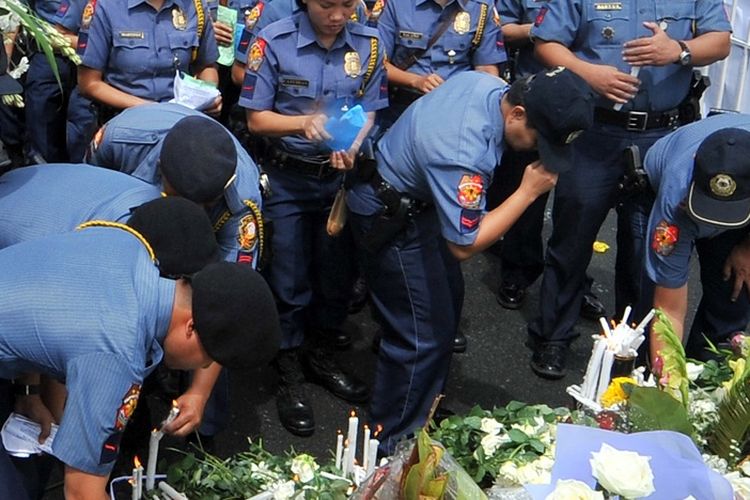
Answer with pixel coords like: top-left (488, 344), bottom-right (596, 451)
top-left (88, 102), bottom-right (263, 266)
top-left (378, 0), bottom-right (506, 79)
top-left (497, 0), bottom-right (547, 77)
top-left (54, 0), bottom-right (86, 31)
top-left (0, 227), bottom-right (174, 475)
top-left (0, 163), bottom-right (161, 249)
top-left (80, 0), bottom-right (219, 102)
top-left (239, 12), bottom-right (388, 155)
top-left (34, 0), bottom-right (63, 24)
top-left (531, 0), bottom-right (731, 111)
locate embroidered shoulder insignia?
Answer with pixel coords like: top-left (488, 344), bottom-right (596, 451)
top-left (247, 38), bottom-right (267, 72)
top-left (651, 220), bottom-right (679, 256)
top-left (114, 384), bottom-right (140, 431)
top-left (457, 174), bottom-right (484, 209)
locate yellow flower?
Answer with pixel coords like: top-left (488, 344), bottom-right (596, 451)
top-left (593, 241), bottom-right (610, 253)
top-left (600, 377), bottom-right (636, 408)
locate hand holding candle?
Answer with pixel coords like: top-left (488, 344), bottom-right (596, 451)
top-left (146, 401), bottom-right (180, 492)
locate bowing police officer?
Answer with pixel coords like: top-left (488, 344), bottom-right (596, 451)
top-left (527, 0), bottom-right (731, 379)
top-left (644, 114), bottom-right (750, 363)
top-left (347, 68), bottom-right (595, 454)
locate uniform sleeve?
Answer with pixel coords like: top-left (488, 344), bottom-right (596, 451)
top-left (644, 200), bottom-right (696, 288)
top-left (471, 3), bottom-right (508, 66)
top-left (376, 0), bottom-right (398, 59)
top-left (53, 0), bottom-right (84, 31)
top-left (52, 354), bottom-right (142, 475)
top-left (425, 166), bottom-right (489, 246)
top-left (694, 0), bottom-right (732, 35)
top-left (80, 0), bottom-right (112, 70)
top-left (359, 34), bottom-right (389, 112)
top-left (194, 1), bottom-right (220, 67)
top-left (238, 34), bottom-right (279, 110)
top-left (498, 0), bottom-right (523, 25)
top-left (529, 0), bottom-right (581, 46)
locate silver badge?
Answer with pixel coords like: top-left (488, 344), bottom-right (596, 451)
top-left (602, 26), bottom-right (615, 40)
top-left (710, 174), bottom-right (737, 197)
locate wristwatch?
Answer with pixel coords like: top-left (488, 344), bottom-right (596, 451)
top-left (676, 40), bottom-right (692, 66)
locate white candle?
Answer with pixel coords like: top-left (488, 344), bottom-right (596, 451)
top-left (345, 411), bottom-right (358, 476)
top-left (341, 442), bottom-right (351, 476)
top-left (635, 308), bottom-right (656, 333)
top-left (599, 317), bottom-right (612, 337)
top-left (366, 438), bottom-right (379, 478)
top-left (132, 457), bottom-right (143, 500)
top-left (362, 425), bottom-right (371, 470)
top-left (131, 467), bottom-right (138, 500)
top-left (334, 431), bottom-right (343, 470)
top-left (158, 481), bottom-right (188, 500)
top-left (145, 429), bottom-right (160, 491)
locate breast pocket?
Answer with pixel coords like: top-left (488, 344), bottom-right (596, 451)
top-left (392, 31), bottom-right (427, 67)
top-left (168, 31), bottom-right (200, 69)
top-left (435, 31), bottom-right (472, 65)
top-left (585, 1), bottom-right (631, 48)
top-left (278, 74), bottom-right (317, 100)
top-left (656, 1), bottom-right (696, 40)
top-left (111, 31), bottom-right (151, 74)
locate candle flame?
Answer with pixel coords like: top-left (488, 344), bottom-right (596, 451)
top-left (610, 319), bottom-right (617, 329)
top-left (172, 400), bottom-right (179, 408)
top-left (363, 424), bottom-right (369, 431)
top-left (337, 429), bottom-right (342, 435)
top-left (134, 456), bottom-right (142, 468)
top-left (344, 439), bottom-right (349, 447)
top-left (293, 474), bottom-right (300, 482)
top-left (350, 410), bottom-right (356, 417)
top-left (376, 424), bottom-right (383, 434)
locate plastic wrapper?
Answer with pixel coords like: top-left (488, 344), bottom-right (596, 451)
top-left (325, 105), bottom-right (367, 151)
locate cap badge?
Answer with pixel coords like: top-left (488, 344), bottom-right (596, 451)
top-left (344, 51), bottom-right (361, 78)
top-left (545, 66), bottom-right (565, 77)
top-left (172, 6), bottom-right (188, 30)
top-left (454, 11), bottom-right (471, 35)
top-left (565, 130), bottom-right (583, 144)
top-left (601, 26), bottom-right (615, 40)
top-left (710, 174), bottom-right (736, 197)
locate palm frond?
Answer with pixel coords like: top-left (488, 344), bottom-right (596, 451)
top-left (652, 309), bottom-right (689, 406)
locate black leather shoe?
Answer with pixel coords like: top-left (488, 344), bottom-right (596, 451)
top-left (496, 282), bottom-right (526, 310)
top-left (347, 275), bottom-right (369, 315)
top-left (302, 348), bottom-right (369, 403)
top-left (276, 383), bottom-right (315, 437)
top-left (530, 343), bottom-right (568, 380)
top-left (580, 292), bottom-right (606, 320)
top-left (453, 330), bottom-right (467, 353)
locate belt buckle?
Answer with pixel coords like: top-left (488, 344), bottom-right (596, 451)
top-left (626, 111), bottom-right (648, 132)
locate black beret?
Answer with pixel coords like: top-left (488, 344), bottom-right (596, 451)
top-left (192, 262), bottom-right (280, 369)
top-left (159, 116), bottom-right (237, 204)
top-left (127, 197), bottom-right (220, 277)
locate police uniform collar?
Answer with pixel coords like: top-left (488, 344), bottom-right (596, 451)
top-left (296, 12), bottom-right (355, 50)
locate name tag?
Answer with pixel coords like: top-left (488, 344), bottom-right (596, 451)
top-left (398, 31), bottom-right (423, 40)
top-left (281, 78), bottom-right (309, 88)
top-left (118, 31), bottom-right (145, 38)
top-left (594, 2), bottom-right (623, 10)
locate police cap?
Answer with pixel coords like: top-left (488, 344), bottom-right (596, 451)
top-left (191, 262), bottom-right (281, 369)
top-left (159, 116), bottom-right (237, 204)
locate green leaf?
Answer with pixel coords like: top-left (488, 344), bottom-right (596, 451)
top-left (528, 438), bottom-right (546, 454)
top-left (506, 401), bottom-right (526, 412)
top-left (627, 386), bottom-right (694, 437)
top-left (507, 428), bottom-right (528, 443)
top-left (464, 416), bottom-right (482, 429)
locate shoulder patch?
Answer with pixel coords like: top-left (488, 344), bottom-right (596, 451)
top-left (534, 6), bottom-right (548, 27)
top-left (244, 1), bottom-right (265, 30)
top-left (247, 38), bottom-right (266, 72)
top-left (238, 213), bottom-right (258, 252)
top-left (99, 431), bottom-right (123, 464)
top-left (80, 0), bottom-right (98, 31)
top-left (460, 209), bottom-right (481, 234)
top-left (457, 174), bottom-right (484, 209)
top-left (114, 384), bottom-right (140, 431)
top-left (241, 72), bottom-right (258, 100)
top-left (651, 220), bottom-right (679, 256)
top-left (369, 0), bottom-right (385, 24)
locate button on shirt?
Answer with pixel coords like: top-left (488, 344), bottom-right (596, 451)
top-left (378, 0), bottom-right (506, 79)
top-left (239, 13), bottom-right (388, 156)
top-left (89, 103), bottom-right (263, 265)
top-left (80, 0), bottom-right (219, 102)
top-left (645, 113), bottom-right (750, 288)
top-left (531, 0), bottom-right (731, 111)
top-left (0, 164), bottom-right (162, 249)
top-left (0, 227), bottom-right (174, 475)
top-left (349, 71), bottom-right (507, 246)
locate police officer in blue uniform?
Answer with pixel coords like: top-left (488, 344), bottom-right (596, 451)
top-left (77, 0), bottom-right (222, 118)
top-left (526, 0), bottom-right (731, 379)
top-left (645, 114), bottom-right (750, 363)
top-left (490, 0), bottom-right (606, 319)
top-left (347, 68), bottom-right (594, 453)
top-left (0, 226), bottom-right (279, 499)
top-left (87, 103), bottom-right (264, 268)
top-left (239, 0), bottom-right (388, 436)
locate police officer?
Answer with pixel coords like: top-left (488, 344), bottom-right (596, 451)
top-left (77, 0), bottom-right (222, 118)
top-left (0, 224), bottom-right (279, 499)
top-left (644, 114), bottom-right (750, 363)
top-left (527, 0), bottom-right (731, 379)
top-left (239, 0), bottom-right (387, 437)
top-left (491, 0), bottom-right (606, 319)
top-left (347, 68), bottom-right (595, 454)
top-left (87, 103), bottom-right (264, 268)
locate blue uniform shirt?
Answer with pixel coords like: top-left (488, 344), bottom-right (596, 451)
top-left (497, 0), bottom-right (547, 77)
top-left (238, 12), bottom-right (388, 156)
top-left (80, 0), bottom-right (219, 102)
top-left (645, 113), bottom-right (750, 288)
top-left (531, 0), bottom-right (731, 111)
top-left (377, 0), bottom-right (506, 79)
top-left (0, 164), bottom-right (162, 249)
top-left (88, 103), bottom-right (263, 266)
top-left (349, 71), bottom-right (507, 245)
top-left (54, 0), bottom-right (86, 31)
top-left (0, 227), bottom-right (174, 475)
top-left (34, 0), bottom-right (63, 24)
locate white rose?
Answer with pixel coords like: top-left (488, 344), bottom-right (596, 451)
top-left (481, 432), bottom-right (510, 457)
top-left (725, 471), bottom-right (750, 499)
top-left (270, 480), bottom-right (296, 500)
top-left (590, 443), bottom-right (655, 498)
top-left (545, 479), bottom-right (604, 500)
top-left (481, 417), bottom-right (504, 435)
top-left (741, 461), bottom-right (750, 477)
top-left (686, 362), bottom-right (705, 382)
top-left (290, 454), bottom-right (319, 483)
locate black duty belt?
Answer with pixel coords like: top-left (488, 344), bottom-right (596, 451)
top-left (594, 106), bottom-right (680, 132)
top-left (265, 146), bottom-right (338, 179)
top-left (369, 170), bottom-right (429, 217)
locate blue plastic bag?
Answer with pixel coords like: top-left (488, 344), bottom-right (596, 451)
top-left (325, 105), bottom-right (367, 151)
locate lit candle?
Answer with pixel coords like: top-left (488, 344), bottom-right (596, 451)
top-left (145, 429), bottom-right (159, 491)
top-left (346, 411), bottom-right (358, 476)
top-left (334, 430), bottom-right (343, 470)
top-left (341, 440), bottom-right (350, 476)
top-left (158, 480), bottom-right (189, 500)
top-left (361, 425), bottom-right (371, 470)
top-left (132, 456), bottom-right (143, 500)
top-left (366, 425), bottom-right (381, 478)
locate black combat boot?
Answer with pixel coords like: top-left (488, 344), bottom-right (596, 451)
top-left (274, 349), bottom-right (315, 437)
